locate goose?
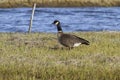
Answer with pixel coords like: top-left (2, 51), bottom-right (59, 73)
top-left (52, 20), bottom-right (90, 49)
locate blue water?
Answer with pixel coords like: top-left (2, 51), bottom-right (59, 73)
top-left (0, 7), bottom-right (120, 32)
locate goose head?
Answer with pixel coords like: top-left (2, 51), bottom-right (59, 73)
top-left (52, 20), bottom-right (60, 26)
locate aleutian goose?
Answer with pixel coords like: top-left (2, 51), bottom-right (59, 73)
top-left (52, 20), bottom-right (90, 49)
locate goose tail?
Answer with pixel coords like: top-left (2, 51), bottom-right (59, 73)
top-left (82, 40), bottom-right (90, 45)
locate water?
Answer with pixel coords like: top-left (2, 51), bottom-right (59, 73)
top-left (0, 7), bottom-right (120, 32)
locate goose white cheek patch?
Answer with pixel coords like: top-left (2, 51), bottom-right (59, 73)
top-left (73, 43), bottom-right (81, 47)
top-left (55, 22), bottom-right (59, 25)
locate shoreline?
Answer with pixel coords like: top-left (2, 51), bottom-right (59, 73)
top-left (0, 0), bottom-right (120, 8)
top-left (0, 31), bottom-right (119, 33)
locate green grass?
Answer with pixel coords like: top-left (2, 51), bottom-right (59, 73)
top-left (0, 32), bottom-right (120, 80)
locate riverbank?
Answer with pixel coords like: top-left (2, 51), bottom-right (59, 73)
top-left (0, 32), bottom-right (120, 80)
top-left (0, 0), bottom-right (120, 8)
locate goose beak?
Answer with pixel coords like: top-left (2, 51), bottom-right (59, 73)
top-left (52, 22), bottom-right (54, 25)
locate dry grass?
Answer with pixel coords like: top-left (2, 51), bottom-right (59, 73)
top-left (0, 0), bottom-right (120, 8)
top-left (0, 32), bottom-right (120, 80)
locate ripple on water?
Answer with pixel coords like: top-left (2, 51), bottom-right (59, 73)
top-left (0, 7), bottom-right (120, 32)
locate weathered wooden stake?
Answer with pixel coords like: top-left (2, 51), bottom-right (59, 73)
top-left (28, 3), bottom-right (36, 33)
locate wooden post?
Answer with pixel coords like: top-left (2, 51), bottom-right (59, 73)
top-left (28, 3), bottom-right (36, 33)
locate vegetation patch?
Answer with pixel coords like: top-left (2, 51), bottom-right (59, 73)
top-left (0, 32), bottom-right (120, 80)
top-left (1, 0), bottom-right (120, 8)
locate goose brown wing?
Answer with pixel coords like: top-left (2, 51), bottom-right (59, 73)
top-left (60, 34), bottom-right (90, 45)
top-left (62, 34), bottom-right (89, 45)
top-left (73, 35), bottom-right (90, 45)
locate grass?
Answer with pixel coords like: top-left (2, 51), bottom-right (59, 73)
top-left (0, 32), bottom-right (120, 80)
top-left (1, 0), bottom-right (120, 8)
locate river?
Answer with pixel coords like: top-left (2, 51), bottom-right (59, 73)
top-left (0, 7), bottom-right (120, 32)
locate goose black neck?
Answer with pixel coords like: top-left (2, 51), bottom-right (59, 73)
top-left (57, 24), bottom-right (63, 32)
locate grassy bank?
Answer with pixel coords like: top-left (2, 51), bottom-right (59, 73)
top-left (0, 32), bottom-right (120, 80)
top-left (0, 0), bottom-right (120, 8)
